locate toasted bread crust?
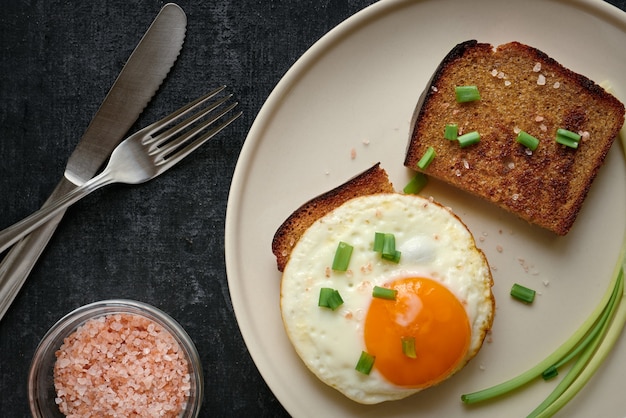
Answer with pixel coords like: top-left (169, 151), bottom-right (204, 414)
top-left (272, 163), bottom-right (394, 272)
top-left (405, 40), bottom-right (625, 235)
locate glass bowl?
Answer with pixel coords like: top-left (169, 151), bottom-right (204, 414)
top-left (28, 299), bottom-right (203, 417)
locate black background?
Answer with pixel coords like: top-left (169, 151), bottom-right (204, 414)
top-left (1, 1), bottom-right (625, 417)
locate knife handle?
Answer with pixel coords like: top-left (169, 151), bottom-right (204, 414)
top-left (0, 179), bottom-right (74, 320)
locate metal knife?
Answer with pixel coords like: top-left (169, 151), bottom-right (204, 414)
top-left (0, 3), bottom-right (187, 320)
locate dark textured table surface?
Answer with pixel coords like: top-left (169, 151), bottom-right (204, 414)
top-left (1, 1), bottom-right (625, 417)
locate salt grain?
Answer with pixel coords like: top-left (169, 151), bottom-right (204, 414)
top-left (533, 62), bottom-right (542, 72)
top-left (537, 74), bottom-right (546, 85)
top-left (360, 262), bottom-right (373, 274)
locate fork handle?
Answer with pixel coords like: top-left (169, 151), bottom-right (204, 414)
top-left (0, 173), bottom-right (113, 254)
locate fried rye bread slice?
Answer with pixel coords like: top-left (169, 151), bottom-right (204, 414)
top-left (405, 40), bottom-right (625, 235)
top-left (272, 163), bottom-right (393, 272)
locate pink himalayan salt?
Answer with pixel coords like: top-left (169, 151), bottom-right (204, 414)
top-left (53, 313), bottom-right (191, 417)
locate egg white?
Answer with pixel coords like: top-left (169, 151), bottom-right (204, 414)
top-left (280, 193), bottom-right (494, 404)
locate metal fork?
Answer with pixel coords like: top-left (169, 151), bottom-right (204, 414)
top-left (0, 86), bottom-right (241, 253)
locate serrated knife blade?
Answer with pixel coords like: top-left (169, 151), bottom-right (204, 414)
top-left (0, 3), bottom-right (187, 320)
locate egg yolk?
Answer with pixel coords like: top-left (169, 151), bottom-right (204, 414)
top-left (363, 277), bottom-right (470, 388)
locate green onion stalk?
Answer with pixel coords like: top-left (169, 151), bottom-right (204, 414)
top-left (461, 250), bottom-right (625, 406)
top-left (461, 82), bottom-right (626, 416)
top-left (529, 269), bottom-right (624, 418)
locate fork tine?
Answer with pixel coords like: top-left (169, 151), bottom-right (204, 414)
top-left (158, 105), bottom-right (242, 171)
top-left (149, 93), bottom-right (235, 150)
top-left (141, 85), bottom-right (227, 142)
top-left (152, 100), bottom-right (239, 159)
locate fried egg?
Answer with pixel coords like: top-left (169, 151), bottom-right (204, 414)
top-left (280, 193), bottom-right (494, 404)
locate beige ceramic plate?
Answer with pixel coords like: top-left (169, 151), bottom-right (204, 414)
top-left (225, 0), bottom-right (626, 416)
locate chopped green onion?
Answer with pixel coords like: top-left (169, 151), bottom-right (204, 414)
top-left (403, 173), bottom-right (428, 195)
top-left (516, 130), bottom-right (540, 151)
top-left (382, 233), bottom-right (395, 256)
top-left (381, 233), bottom-right (401, 263)
top-left (372, 286), bottom-right (397, 300)
top-left (556, 128), bottom-right (581, 149)
top-left (332, 241), bottom-right (353, 271)
top-left (557, 128), bottom-right (581, 142)
top-left (318, 287), bottom-right (344, 311)
top-left (542, 365), bottom-right (559, 380)
top-left (373, 233), bottom-right (402, 263)
top-left (455, 85), bottom-right (481, 103)
top-left (355, 351), bottom-right (376, 375)
top-left (417, 146), bottom-right (436, 170)
top-left (510, 283), bottom-right (536, 304)
top-left (373, 232), bottom-right (385, 252)
top-left (373, 232), bottom-right (388, 253)
top-left (444, 123), bottom-right (459, 140)
top-left (382, 250), bottom-right (401, 263)
top-left (556, 136), bottom-right (579, 148)
top-left (401, 336), bottom-right (417, 359)
top-left (458, 131), bottom-right (481, 148)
